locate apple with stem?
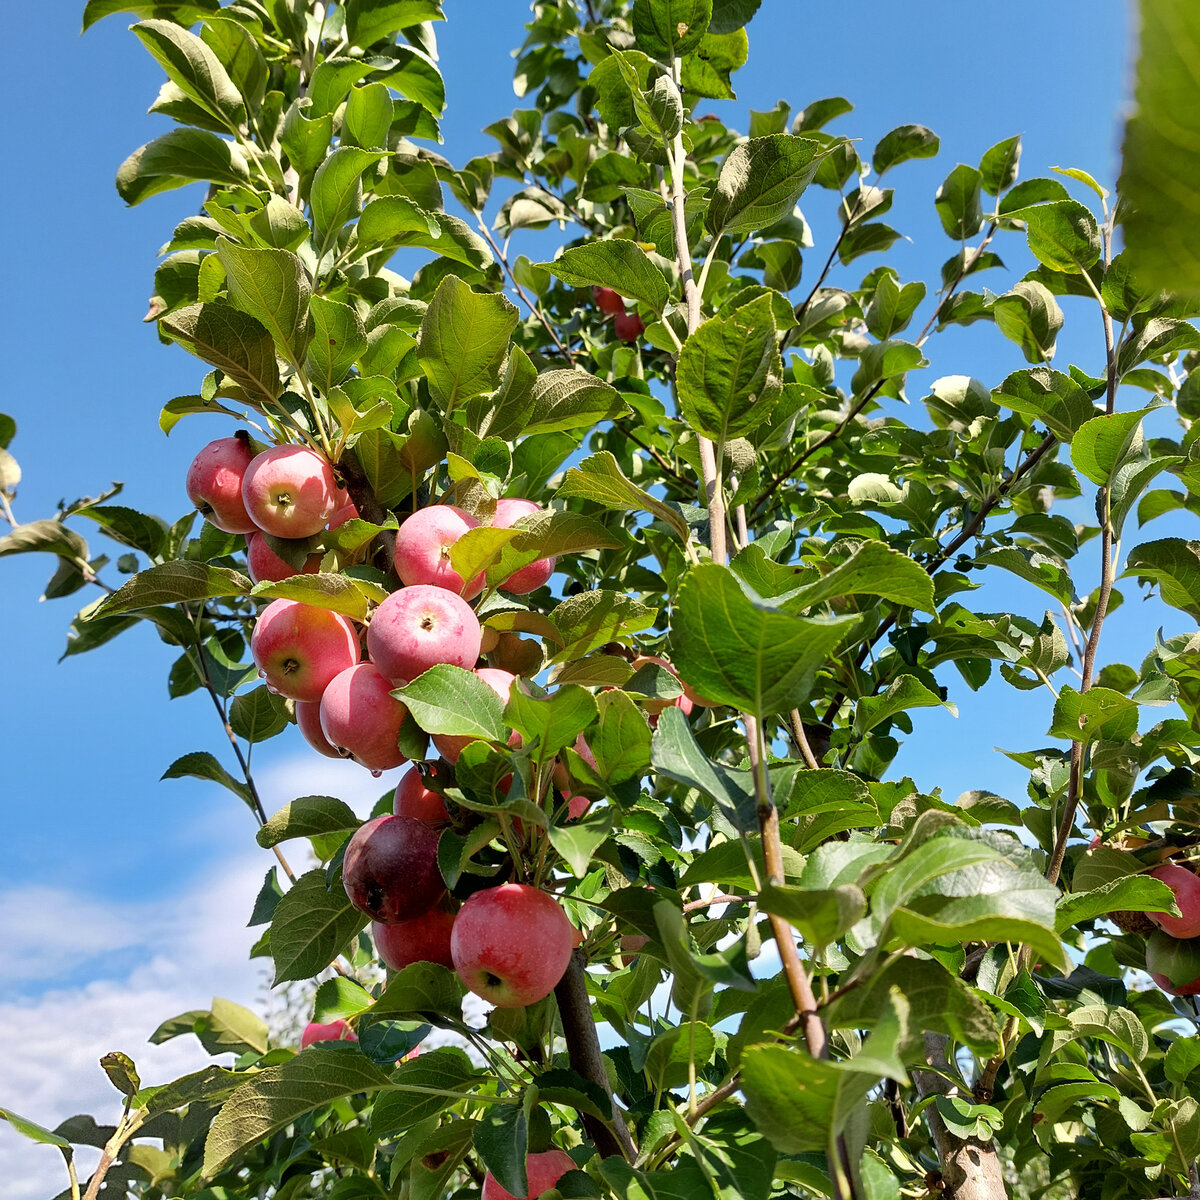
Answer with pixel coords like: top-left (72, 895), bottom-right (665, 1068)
top-left (492, 497), bottom-right (555, 595)
top-left (451, 882), bottom-right (574, 1007)
top-left (482, 1149), bottom-right (577, 1200)
top-left (432, 667), bottom-right (517, 764)
top-left (393, 504), bottom-right (483, 597)
top-left (251, 598), bottom-right (360, 702)
top-left (367, 584), bottom-right (482, 686)
top-left (373, 906), bottom-right (457, 971)
top-left (319, 662), bottom-right (410, 772)
top-left (242, 444), bottom-right (340, 538)
top-left (185, 433), bottom-right (258, 534)
top-left (1146, 863), bottom-right (1200, 938)
top-left (343, 814), bottom-right (445, 923)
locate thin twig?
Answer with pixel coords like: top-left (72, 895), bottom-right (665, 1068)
top-left (615, 421), bottom-right (691, 487)
top-left (789, 709), bottom-right (820, 770)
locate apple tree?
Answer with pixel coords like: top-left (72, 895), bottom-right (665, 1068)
top-left (6, 1), bottom-right (1200, 1198)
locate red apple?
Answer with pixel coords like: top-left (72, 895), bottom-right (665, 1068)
top-left (451, 882), bottom-right (574, 1007)
top-left (481, 1150), bottom-right (577, 1200)
top-left (620, 934), bottom-right (649, 966)
top-left (246, 532), bottom-right (322, 584)
top-left (492, 498), bottom-right (556, 594)
top-left (1146, 864), bottom-right (1200, 938)
top-left (295, 699), bottom-right (341, 758)
top-left (1146, 929), bottom-right (1200, 995)
top-left (327, 501), bottom-right (360, 531)
top-left (185, 434), bottom-right (258, 534)
top-left (592, 286), bottom-right (625, 315)
top-left (300, 1019), bottom-right (356, 1048)
top-left (319, 662), bottom-right (410, 772)
top-left (251, 598), bottom-right (360, 702)
top-left (551, 734), bottom-right (595, 820)
top-left (343, 814), bottom-right (445, 924)
top-left (242, 445), bottom-right (339, 538)
top-left (432, 668), bottom-right (517, 764)
top-left (393, 505), bottom-right (484, 597)
top-left (614, 311), bottom-right (644, 342)
top-left (367, 585), bottom-right (483, 686)
top-left (373, 907), bottom-right (456, 971)
top-left (394, 765), bottom-right (450, 825)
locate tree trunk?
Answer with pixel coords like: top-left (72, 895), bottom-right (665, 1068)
top-left (913, 1034), bottom-right (1009, 1200)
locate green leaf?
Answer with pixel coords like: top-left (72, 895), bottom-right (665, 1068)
top-left (371, 963), bottom-right (465, 1019)
top-left (369, 1048), bottom-right (479, 1138)
top-left (312, 148), bottom-right (388, 257)
top-left (670, 563), bottom-right (854, 717)
top-left (1119, 0), bottom-right (1200, 299)
top-left (759, 882), bottom-right (866, 946)
top-left (854, 675), bottom-right (952, 735)
top-left (160, 302), bottom-right (281, 405)
top-left (850, 340), bottom-right (927, 396)
top-left (1070, 408), bottom-right (1156, 486)
top-left (645, 1023), bottom-right (717, 1092)
top-left (980, 135), bottom-right (1022, 196)
top-left (229, 685), bottom-right (289, 744)
top-left (525, 371), bottom-right (629, 435)
top-left (652, 706), bottom-right (757, 832)
top-left (116, 129), bottom-right (249, 205)
top-left (540, 241), bottom-right (670, 313)
top-left (281, 97), bottom-right (334, 172)
top-left (777, 541), bottom-right (935, 615)
top-left (132, 19), bottom-right (245, 130)
top-left (0, 1108), bottom-right (70, 1148)
top-left (550, 809), bottom-right (615, 877)
top-left (505, 684), bottom-right (596, 762)
top-left (344, 0), bottom-right (445, 50)
top-left (161, 751), bottom-right (252, 805)
top-left (1049, 685), bottom-right (1139, 745)
top-left (1055, 875), bottom-right (1177, 932)
top-left (314, 977), bottom-right (375, 1024)
top-left (679, 27), bottom-right (748, 101)
top-left (203, 1046), bottom-right (391, 1176)
top-left (345, 82), bottom-right (394, 150)
top-left (392, 664), bottom-right (505, 740)
top-left (216, 239), bottom-right (311, 365)
top-left (677, 295), bottom-right (782, 442)
top-left (307, 297), bottom-right (368, 396)
top-left (993, 367), bottom-right (1097, 440)
top-left (417, 276), bottom-right (519, 413)
top-left (707, 135), bottom-right (829, 235)
top-left (83, 0), bottom-right (219, 32)
top-left (270, 869), bottom-right (368, 985)
top-left (594, 689), bottom-right (653, 784)
top-left (473, 1091), bottom-right (530, 1199)
top-left (374, 45), bottom-right (445, 117)
top-left (257, 796), bottom-right (361, 849)
top-left (250, 572), bottom-right (374, 620)
top-left (1008, 200), bottom-right (1102, 274)
top-left (872, 124), bottom-right (939, 176)
top-left (1117, 316), bottom-right (1200, 377)
top-left (934, 164), bottom-right (983, 240)
top-left (0, 519), bottom-right (88, 563)
top-left (100, 1051), bottom-right (141, 1097)
top-left (558, 451), bottom-right (690, 542)
top-left (992, 280), bottom-right (1063, 363)
top-left (632, 0), bottom-right (712, 57)
top-left (1123, 538), bottom-right (1200, 618)
top-left (90, 561), bottom-right (249, 619)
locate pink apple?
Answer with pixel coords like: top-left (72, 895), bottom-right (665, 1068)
top-left (242, 445), bottom-right (339, 538)
top-left (300, 1019), bottom-right (356, 1048)
top-left (342, 814), bottom-right (445, 924)
top-left (327, 501), bottom-right (360, 531)
top-left (373, 907), bottom-right (456, 971)
top-left (394, 765), bottom-right (450, 825)
top-left (295, 699), bottom-right (341, 758)
top-left (1146, 864), bottom-right (1200, 938)
top-left (492, 498), bottom-right (556, 595)
top-left (451, 882), bottom-right (573, 1007)
top-left (614, 311), bottom-right (644, 342)
top-left (185, 434), bottom-right (258, 534)
top-left (1147, 929), bottom-right (1200, 995)
top-left (251, 598), bottom-right (360, 702)
top-left (319, 662), bottom-right (410, 772)
top-left (246, 532), bottom-right (322, 584)
top-left (432, 667), bottom-right (517, 764)
top-left (482, 1149), bottom-right (577, 1200)
top-left (592, 286), bottom-right (625, 315)
top-left (393, 505), bottom-right (483, 597)
top-left (551, 734), bottom-right (595, 820)
top-left (367, 585), bottom-right (482, 686)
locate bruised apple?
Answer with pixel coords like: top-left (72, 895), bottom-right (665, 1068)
top-left (451, 882), bottom-right (573, 1007)
top-left (343, 814), bottom-right (445, 923)
top-left (251, 599), bottom-right (360, 702)
top-left (482, 1149), bottom-right (577, 1200)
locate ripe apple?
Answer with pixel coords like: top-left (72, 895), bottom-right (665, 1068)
top-left (343, 814), bottom-right (445, 923)
top-left (246, 532), bottom-right (322, 584)
top-left (393, 505), bottom-right (483, 597)
top-left (295, 699), bottom-right (341, 759)
top-left (251, 598), bottom-right (360, 702)
top-left (1146, 864), bottom-right (1200, 939)
top-left (592, 286), bottom-right (625, 315)
top-left (319, 662), bottom-right (410, 772)
top-left (482, 1149), bottom-right (577, 1200)
top-left (327, 501), bottom-right (360, 531)
top-left (620, 934), bottom-right (649, 966)
top-left (367, 585), bottom-right (483, 686)
top-left (242, 445), bottom-right (339, 538)
top-left (551, 734), bottom-right (595, 820)
top-left (394, 765), bottom-right (450, 825)
top-left (432, 667), bottom-right (517, 764)
top-left (1146, 929), bottom-right (1200, 995)
top-left (492, 497), bottom-right (555, 595)
top-left (373, 907), bottom-right (456, 971)
top-left (185, 434), bottom-right (258, 534)
top-left (451, 882), bottom-right (574, 1007)
top-left (300, 1019), bottom-right (356, 1048)
top-left (614, 311), bottom-right (644, 342)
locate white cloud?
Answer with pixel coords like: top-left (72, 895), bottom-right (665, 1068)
top-left (0, 750), bottom-right (401, 1199)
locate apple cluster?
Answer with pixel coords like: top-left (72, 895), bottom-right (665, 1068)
top-left (186, 436), bottom-right (582, 1012)
top-left (592, 286), bottom-right (644, 343)
top-left (1142, 863), bottom-right (1200, 995)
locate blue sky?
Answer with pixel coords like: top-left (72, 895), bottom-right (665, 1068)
top-left (0, 0), bottom-right (1160, 1188)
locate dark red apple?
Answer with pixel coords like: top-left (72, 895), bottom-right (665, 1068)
top-left (373, 907), bottom-right (456, 971)
top-left (342, 814), bottom-right (445, 924)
